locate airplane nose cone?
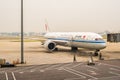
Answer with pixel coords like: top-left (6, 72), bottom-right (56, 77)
top-left (101, 42), bottom-right (107, 49)
top-left (102, 43), bottom-right (106, 48)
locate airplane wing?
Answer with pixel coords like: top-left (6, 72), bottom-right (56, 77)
top-left (50, 39), bottom-right (69, 46)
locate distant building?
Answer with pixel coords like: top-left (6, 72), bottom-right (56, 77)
top-left (107, 33), bottom-right (120, 42)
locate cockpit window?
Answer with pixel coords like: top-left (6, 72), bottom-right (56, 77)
top-left (95, 38), bottom-right (103, 40)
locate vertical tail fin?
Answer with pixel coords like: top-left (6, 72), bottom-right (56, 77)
top-left (45, 23), bottom-right (49, 32)
top-left (45, 19), bottom-right (50, 33)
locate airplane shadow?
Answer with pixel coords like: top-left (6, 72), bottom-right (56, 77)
top-left (53, 48), bottom-right (94, 57)
top-left (26, 46), bottom-right (96, 57)
top-left (102, 51), bottom-right (120, 54)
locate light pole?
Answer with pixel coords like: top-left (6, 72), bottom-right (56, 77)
top-left (21, 0), bottom-right (24, 64)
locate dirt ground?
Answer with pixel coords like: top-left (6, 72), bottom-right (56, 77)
top-left (0, 39), bottom-right (120, 65)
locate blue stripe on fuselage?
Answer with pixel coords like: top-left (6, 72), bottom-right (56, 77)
top-left (47, 38), bottom-right (106, 43)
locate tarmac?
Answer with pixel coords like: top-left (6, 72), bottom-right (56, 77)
top-left (0, 59), bottom-right (120, 80)
top-left (0, 39), bottom-right (120, 80)
top-left (0, 40), bottom-right (120, 65)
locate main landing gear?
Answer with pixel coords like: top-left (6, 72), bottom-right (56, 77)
top-left (71, 47), bottom-right (78, 62)
top-left (54, 48), bottom-right (58, 51)
top-left (71, 47), bottom-right (78, 52)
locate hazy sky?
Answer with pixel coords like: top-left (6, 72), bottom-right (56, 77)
top-left (0, 0), bottom-right (120, 32)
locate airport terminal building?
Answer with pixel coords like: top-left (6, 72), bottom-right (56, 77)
top-left (107, 33), bottom-right (120, 42)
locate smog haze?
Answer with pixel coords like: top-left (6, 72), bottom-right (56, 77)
top-left (0, 0), bottom-right (120, 33)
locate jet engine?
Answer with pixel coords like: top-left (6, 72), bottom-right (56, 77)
top-left (44, 40), bottom-right (56, 52)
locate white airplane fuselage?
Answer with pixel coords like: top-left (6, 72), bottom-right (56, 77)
top-left (43, 32), bottom-right (106, 52)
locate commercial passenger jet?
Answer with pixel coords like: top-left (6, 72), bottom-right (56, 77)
top-left (43, 32), bottom-right (106, 56)
top-left (42, 23), bottom-right (106, 56)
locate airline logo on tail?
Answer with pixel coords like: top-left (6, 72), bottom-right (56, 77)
top-left (45, 23), bottom-right (48, 32)
top-left (44, 19), bottom-right (50, 33)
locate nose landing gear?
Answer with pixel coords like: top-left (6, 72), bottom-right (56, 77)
top-left (94, 49), bottom-right (104, 60)
top-left (94, 49), bottom-right (100, 56)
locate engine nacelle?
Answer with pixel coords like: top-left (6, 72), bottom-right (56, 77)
top-left (44, 40), bottom-right (56, 52)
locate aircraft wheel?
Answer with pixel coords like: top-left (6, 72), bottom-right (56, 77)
top-left (71, 47), bottom-right (78, 52)
top-left (54, 48), bottom-right (58, 51)
top-left (94, 52), bottom-right (98, 56)
top-left (94, 50), bottom-right (99, 56)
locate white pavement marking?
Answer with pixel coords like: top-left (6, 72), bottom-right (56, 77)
top-left (97, 62), bottom-right (120, 69)
top-left (40, 70), bottom-right (45, 72)
top-left (43, 64), bottom-right (63, 70)
top-left (110, 68), bottom-right (120, 72)
top-left (70, 63), bottom-right (83, 68)
top-left (97, 63), bottom-right (102, 66)
top-left (43, 64), bottom-right (63, 71)
top-left (57, 67), bottom-right (63, 70)
top-left (61, 63), bottom-right (74, 68)
top-left (93, 76), bottom-right (120, 80)
top-left (65, 67), bottom-right (98, 79)
top-left (30, 65), bottom-right (50, 72)
top-left (5, 72), bottom-right (8, 80)
top-left (85, 65), bottom-right (98, 70)
top-left (62, 68), bottom-right (86, 78)
top-left (87, 70), bottom-right (97, 75)
top-left (12, 72), bottom-right (16, 80)
top-left (64, 77), bottom-right (83, 80)
top-left (109, 71), bottom-right (120, 76)
top-left (4, 67), bottom-right (17, 72)
top-left (14, 66), bottom-right (36, 72)
top-left (19, 72), bottom-right (24, 74)
top-left (30, 70), bottom-right (34, 72)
